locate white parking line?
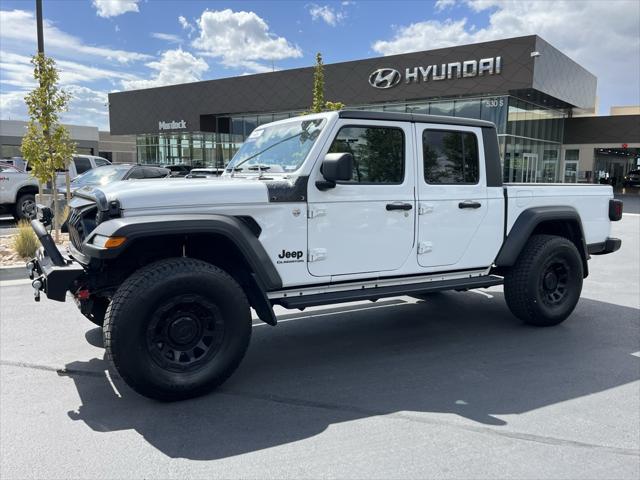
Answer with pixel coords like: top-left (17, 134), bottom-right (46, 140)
top-left (0, 278), bottom-right (31, 287)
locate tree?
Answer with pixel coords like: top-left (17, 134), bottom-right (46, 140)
top-left (309, 52), bottom-right (344, 113)
top-left (21, 53), bottom-right (76, 241)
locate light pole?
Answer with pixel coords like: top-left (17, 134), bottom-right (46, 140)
top-left (36, 0), bottom-right (44, 54)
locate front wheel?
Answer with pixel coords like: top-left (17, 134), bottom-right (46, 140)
top-left (13, 193), bottom-right (36, 220)
top-left (104, 258), bottom-right (252, 401)
top-left (504, 234), bottom-right (583, 327)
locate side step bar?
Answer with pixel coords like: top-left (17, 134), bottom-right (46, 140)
top-left (274, 275), bottom-right (504, 309)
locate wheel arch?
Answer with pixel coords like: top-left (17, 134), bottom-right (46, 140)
top-left (83, 214), bottom-right (281, 325)
top-left (15, 184), bottom-right (38, 202)
top-left (494, 206), bottom-right (589, 277)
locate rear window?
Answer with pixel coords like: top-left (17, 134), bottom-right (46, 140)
top-left (423, 130), bottom-right (479, 184)
top-left (73, 157), bottom-right (92, 174)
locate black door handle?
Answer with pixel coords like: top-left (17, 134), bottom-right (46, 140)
top-left (458, 201), bottom-right (482, 209)
top-left (386, 202), bottom-right (413, 211)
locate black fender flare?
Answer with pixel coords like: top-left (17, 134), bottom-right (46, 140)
top-left (494, 206), bottom-right (589, 276)
top-left (82, 213), bottom-right (283, 293)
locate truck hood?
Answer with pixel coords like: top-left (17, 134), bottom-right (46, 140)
top-left (76, 176), bottom-right (270, 211)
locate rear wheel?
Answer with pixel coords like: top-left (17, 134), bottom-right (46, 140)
top-left (104, 258), bottom-right (252, 401)
top-left (504, 234), bottom-right (583, 326)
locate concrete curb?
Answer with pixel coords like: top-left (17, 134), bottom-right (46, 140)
top-left (0, 265), bottom-right (27, 282)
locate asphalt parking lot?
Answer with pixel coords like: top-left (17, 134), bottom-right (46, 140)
top-left (0, 214), bottom-right (638, 479)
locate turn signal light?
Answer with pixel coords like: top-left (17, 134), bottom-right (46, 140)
top-left (92, 234), bottom-right (127, 249)
top-left (104, 236), bottom-right (127, 248)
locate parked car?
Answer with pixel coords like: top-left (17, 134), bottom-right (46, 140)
top-left (71, 164), bottom-right (170, 191)
top-left (28, 110), bottom-right (623, 401)
top-left (623, 169), bottom-right (640, 188)
top-left (185, 168), bottom-right (224, 178)
top-left (0, 155), bottom-right (110, 220)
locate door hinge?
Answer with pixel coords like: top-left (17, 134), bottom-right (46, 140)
top-left (308, 248), bottom-right (327, 262)
top-left (308, 207), bottom-right (327, 219)
top-left (418, 203), bottom-right (434, 215)
top-left (417, 242), bottom-right (432, 254)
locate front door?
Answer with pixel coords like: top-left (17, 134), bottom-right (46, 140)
top-left (307, 121), bottom-right (415, 278)
top-left (416, 125), bottom-right (490, 269)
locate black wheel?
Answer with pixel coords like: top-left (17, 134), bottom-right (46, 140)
top-left (504, 234), bottom-right (583, 327)
top-left (81, 297), bottom-right (110, 327)
top-left (13, 193), bottom-right (36, 220)
top-left (104, 258), bottom-right (252, 401)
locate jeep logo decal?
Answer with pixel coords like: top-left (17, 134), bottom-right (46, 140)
top-left (369, 68), bottom-right (402, 89)
top-left (277, 249), bottom-right (304, 264)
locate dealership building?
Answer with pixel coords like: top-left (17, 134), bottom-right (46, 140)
top-left (108, 35), bottom-right (640, 184)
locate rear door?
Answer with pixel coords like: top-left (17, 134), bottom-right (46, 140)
top-left (416, 124), bottom-right (491, 269)
top-left (307, 120), bottom-right (416, 277)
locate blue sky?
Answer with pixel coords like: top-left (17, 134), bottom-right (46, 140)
top-left (1, 0), bottom-right (639, 130)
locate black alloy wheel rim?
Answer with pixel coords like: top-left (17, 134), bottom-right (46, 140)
top-left (146, 294), bottom-right (225, 372)
top-left (21, 199), bottom-right (36, 219)
top-left (539, 256), bottom-right (570, 306)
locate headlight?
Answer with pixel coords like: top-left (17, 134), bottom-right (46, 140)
top-left (92, 234), bottom-right (126, 249)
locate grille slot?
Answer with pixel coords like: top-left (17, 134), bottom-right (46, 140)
top-left (68, 206), bottom-right (97, 250)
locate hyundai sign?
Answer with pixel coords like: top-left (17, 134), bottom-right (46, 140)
top-left (369, 56), bottom-right (502, 89)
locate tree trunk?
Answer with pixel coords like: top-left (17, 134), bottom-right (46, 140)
top-left (52, 176), bottom-right (60, 243)
top-left (65, 170), bottom-right (71, 202)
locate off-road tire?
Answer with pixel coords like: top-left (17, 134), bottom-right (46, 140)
top-left (504, 234), bottom-right (583, 327)
top-left (13, 193), bottom-right (36, 220)
top-left (104, 258), bottom-right (252, 401)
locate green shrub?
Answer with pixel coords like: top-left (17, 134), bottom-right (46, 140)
top-left (12, 220), bottom-right (39, 259)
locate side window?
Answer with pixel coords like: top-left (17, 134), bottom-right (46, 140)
top-left (423, 130), bottom-right (479, 184)
top-left (328, 126), bottom-right (404, 184)
top-left (73, 157), bottom-right (92, 174)
top-left (144, 168), bottom-right (168, 178)
top-left (94, 158), bottom-right (110, 167)
top-left (127, 168), bottom-right (146, 179)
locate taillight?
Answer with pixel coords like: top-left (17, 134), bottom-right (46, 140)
top-left (609, 199), bottom-right (623, 221)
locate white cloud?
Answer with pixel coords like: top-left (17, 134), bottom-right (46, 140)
top-left (178, 15), bottom-right (195, 35)
top-left (0, 51), bottom-right (140, 89)
top-left (435, 0), bottom-right (457, 11)
top-left (371, 0), bottom-right (640, 112)
top-left (62, 85), bottom-right (110, 129)
top-left (92, 0), bottom-right (139, 18)
top-left (192, 9), bottom-right (302, 72)
top-left (0, 86), bottom-right (110, 130)
top-left (121, 48), bottom-right (208, 90)
top-left (151, 32), bottom-right (182, 43)
top-left (0, 9), bottom-right (150, 63)
top-left (308, 4), bottom-right (345, 26)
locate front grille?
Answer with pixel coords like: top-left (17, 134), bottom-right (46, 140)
top-left (68, 206), bottom-right (97, 251)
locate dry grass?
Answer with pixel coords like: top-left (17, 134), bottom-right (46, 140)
top-left (12, 220), bottom-right (39, 259)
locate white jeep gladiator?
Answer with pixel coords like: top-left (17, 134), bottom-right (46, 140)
top-left (27, 110), bottom-right (623, 401)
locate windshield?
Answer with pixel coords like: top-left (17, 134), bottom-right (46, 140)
top-left (72, 165), bottom-right (130, 187)
top-left (226, 118), bottom-right (326, 173)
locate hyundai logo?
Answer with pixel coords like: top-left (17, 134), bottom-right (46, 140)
top-left (369, 68), bottom-right (401, 89)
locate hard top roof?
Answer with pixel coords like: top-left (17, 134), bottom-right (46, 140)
top-left (338, 110), bottom-right (495, 128)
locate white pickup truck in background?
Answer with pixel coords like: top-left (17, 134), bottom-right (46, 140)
top-left (0, 155), bottom-right (110, 219)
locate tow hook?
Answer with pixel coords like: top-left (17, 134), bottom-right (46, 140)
top-left (26, 260), bottom-right (36, 280)
top-left (32, 277), bottom-right (43, 302)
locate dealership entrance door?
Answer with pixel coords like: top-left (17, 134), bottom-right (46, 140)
top-left (594, 147), bottom-right (640, 186)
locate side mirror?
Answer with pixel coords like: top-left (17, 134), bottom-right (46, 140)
top-left (316, 153), bottom-right (353, 190)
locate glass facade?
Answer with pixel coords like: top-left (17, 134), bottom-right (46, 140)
top-left (134, 94), bottom-right (566, 183)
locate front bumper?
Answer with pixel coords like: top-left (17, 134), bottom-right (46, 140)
top-left (587, 237), bottom-right (622, 256)
top-left (27, 219), bottom-right (85, 302)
